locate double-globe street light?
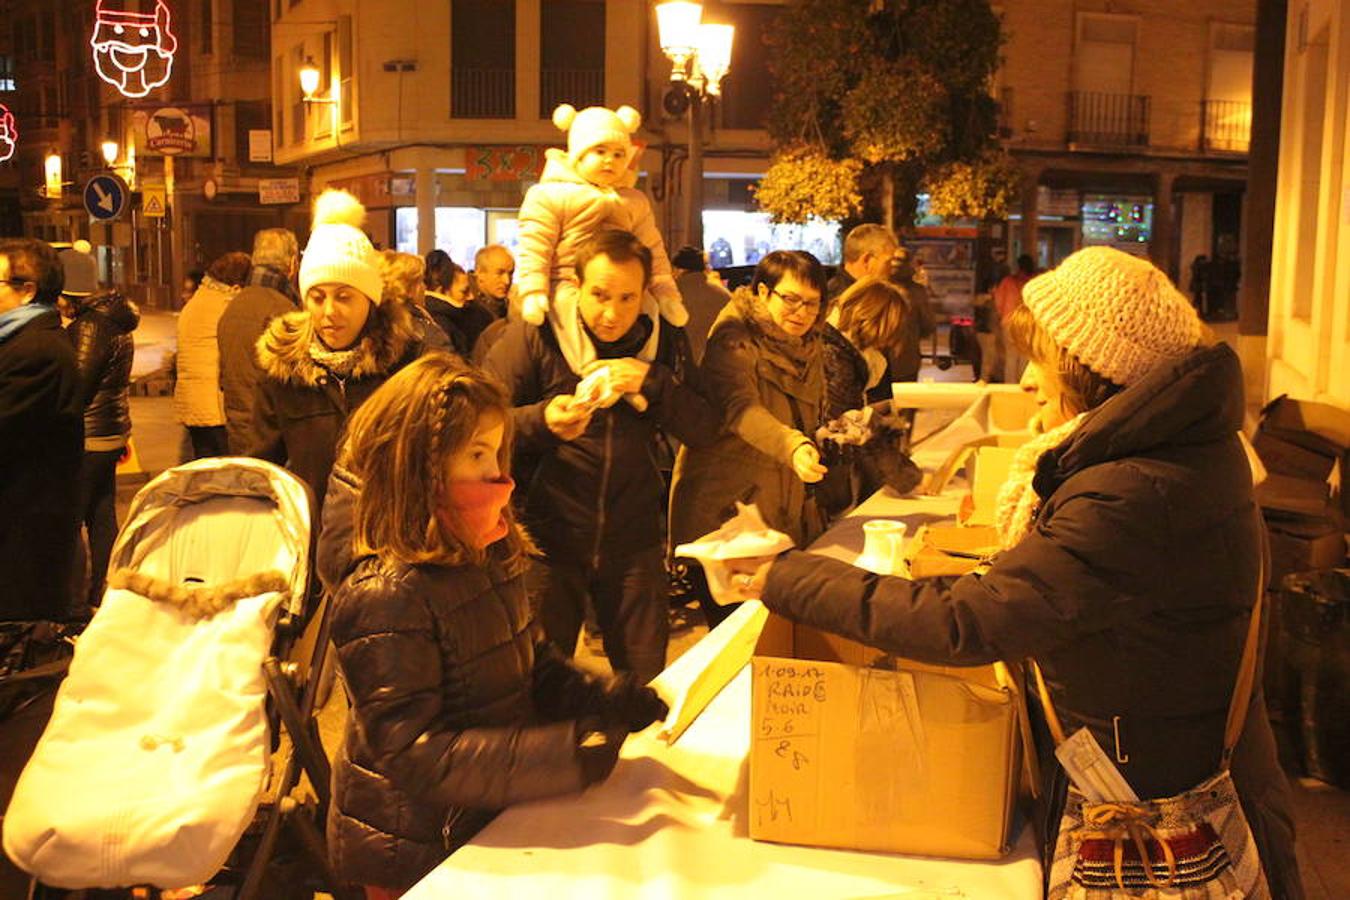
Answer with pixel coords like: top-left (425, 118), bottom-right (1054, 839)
top-left (655, 1), bottom-right (734, 250)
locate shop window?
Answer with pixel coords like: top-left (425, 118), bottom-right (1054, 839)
top-left (234, 99), bottom-right (269, 164)
top-left (0, 56), bottom-right (15, 92)
top-left (703, 210), bottom-right (841, 268)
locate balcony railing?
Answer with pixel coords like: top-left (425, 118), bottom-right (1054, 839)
top-left (451, 68), bottom-right (515, 119)
top-left (1067, 91), bottom-right (1151, 147)
top-left (540, 68), bottom-right (604, 118)
top-left (1201, 100), bottom-right (1251, 154)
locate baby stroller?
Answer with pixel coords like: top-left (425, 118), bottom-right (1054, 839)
top-left (2, 458), bottom-right (349, 899)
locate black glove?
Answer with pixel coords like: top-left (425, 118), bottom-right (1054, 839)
top-left (600, 673), bottom-right (670, 733)
top-left (575, 717), bottom-right (625, 786)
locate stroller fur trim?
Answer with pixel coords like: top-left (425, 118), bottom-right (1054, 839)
top-left (109, 569), bottom-right (290, 621)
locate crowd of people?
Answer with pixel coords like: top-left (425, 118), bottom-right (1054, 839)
top-left (0, 104), bottom-right (1300, 900)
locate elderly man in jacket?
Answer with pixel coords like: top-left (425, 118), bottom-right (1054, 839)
top-left (0, 239), bottom-right (83, 621)
top-left (485, 229), bottom-right (720, 682)
top-left (217, 228), bottom-right (299, 454)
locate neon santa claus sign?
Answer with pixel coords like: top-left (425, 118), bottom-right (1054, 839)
top-left (0, 104), bottom-right (16, 163)
top-left (90, 0), bottom-right (177, 99)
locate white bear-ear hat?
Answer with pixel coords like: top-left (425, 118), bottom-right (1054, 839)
top-left (555, 103), bottom-right (642, 164)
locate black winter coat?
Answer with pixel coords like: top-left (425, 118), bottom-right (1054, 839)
top-left (0, 309), bottom-right (83, 620)
top-left (317, 466), bottom-right (619, 891)
top-left (820, 322), bottom-right (868, 420)
top-left (250, 301), bottom-right (430, 512)
top-left (484, 317), bottom-right (720, 566)
top-left (761, 343), bottom-right (1301, 898)
top-left (67, 291), bottom-right (139, 444)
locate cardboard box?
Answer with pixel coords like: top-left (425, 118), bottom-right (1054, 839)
top-left (1266, 517), bottom-right (1347, 581)
top-left (1255, 473), bottom-right (1333, 517)
top-left (749, 614), bottom-right (1021, 859)
top-left (1259, 395), bottom-right (1350, 450)
top-left (966, 446), bottom-right (1018, 527)
top-left (1253, 431), bottom-right (1339, 481)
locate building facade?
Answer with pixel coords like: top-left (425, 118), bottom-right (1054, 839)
top-left (271, 0), bottom-right (798, 270)
top-left (1265, 0), bottom-right (1348, 408)
top-left (1, 0), bottom-right (297, 306)
top-left (997, 0), bottom-right (1255, 288)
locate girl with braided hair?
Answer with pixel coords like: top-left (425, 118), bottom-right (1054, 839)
top-left (315, 352), bottom-right (668, 897)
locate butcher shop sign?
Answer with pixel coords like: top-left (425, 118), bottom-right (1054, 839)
top-left (130, 105), bottom-right (212, 157)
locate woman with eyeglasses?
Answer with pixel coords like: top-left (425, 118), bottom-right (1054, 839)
top-left (669, 250), bottom-right (830, 627)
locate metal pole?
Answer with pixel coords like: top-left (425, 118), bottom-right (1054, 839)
top-left (685, 92), bottom-right (704, 250)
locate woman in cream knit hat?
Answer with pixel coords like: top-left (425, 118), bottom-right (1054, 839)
top-left (249, 189), bottom-right (435, 511)
top-left (714, 246), bottom-right (1302, 899)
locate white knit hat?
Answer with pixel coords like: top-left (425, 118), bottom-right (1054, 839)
top-left (554, 103), bottom-right (641, 164)
top-left (299, 189), bottom-right (384, 304)
top-left (1022, 246), bottom-right (1202, 386)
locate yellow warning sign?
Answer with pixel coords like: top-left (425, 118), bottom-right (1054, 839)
top-left (142, 186), bottom-right (166, 218)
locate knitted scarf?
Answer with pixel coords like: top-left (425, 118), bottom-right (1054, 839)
top-left (307, 339), bottom-right (363, 378)
top-left (993, 412), bottom-right (1087, 549)
top-left (0, 303), bottom-right (48, 346)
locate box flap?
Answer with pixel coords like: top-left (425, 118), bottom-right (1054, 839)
top-left (1260, 395), bottom-right (1350, 451)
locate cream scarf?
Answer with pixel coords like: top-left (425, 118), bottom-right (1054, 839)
top-left (994, 412), bottom-right (1087, 549)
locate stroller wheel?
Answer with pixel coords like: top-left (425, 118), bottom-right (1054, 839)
top-left (936, 357), bottom-right (953, 371)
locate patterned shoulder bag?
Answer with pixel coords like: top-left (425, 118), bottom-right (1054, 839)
top-left (1035, 554), bottom-right (1270, 899)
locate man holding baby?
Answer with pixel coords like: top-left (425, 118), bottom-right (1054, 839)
top-left (484, 229), bottom-right (720, 683)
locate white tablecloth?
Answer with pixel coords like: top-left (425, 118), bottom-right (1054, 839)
top-left (405, 487), bottom-right (1042, 899)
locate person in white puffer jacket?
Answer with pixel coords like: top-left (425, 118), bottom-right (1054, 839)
top-left (516, 104), bottom-right (687, 362)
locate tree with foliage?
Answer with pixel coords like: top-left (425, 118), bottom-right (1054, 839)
top-left (754, 0), bottom-right (1019, 230)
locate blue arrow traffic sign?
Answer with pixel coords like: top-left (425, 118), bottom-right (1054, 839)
top-left (84, 174), bottom-right (129, 221)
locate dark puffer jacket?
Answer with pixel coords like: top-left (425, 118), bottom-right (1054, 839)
top-left (820, 322), bottom-right (869, 420)
top-left (483, 316), bottom-right (720, 566)
top-left (761, 343), bottom-right (1302, 899)
top-left (317, 466), bottom-right (619, 891)
top-left (250, 299), bottom-right (430, 511)
top-left (67, 290), bottom-right (139, 445)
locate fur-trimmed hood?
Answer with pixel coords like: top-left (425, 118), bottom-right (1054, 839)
top-left (255, 296), bottom-right (418, 387)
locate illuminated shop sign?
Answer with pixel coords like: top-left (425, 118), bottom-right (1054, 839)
top-left (91, 0), bottom-right (177, 99)
top-left (0, 104), bottom-right (15, 163)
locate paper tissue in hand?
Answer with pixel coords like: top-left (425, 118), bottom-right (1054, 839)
top-left (674, 503), bottom-right (795, 603)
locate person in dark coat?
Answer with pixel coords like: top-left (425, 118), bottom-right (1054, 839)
top-left (249, 190), bottom-right (432, 513)
top-left (316, 353), bottom-right (666, 895)
top-left (218, 228), bottom-right (298, 455)
top-left (668, 250), bottom-right (831, 628)
top-left (58, 246), bottom-right (139, 610)
top-left (0, 239), bottom-right (82, 621)
top-left (712, 247), bottom-right (1303, 900)
top-left (484, 229), bottom-right (721, 682)
top-left (821, 276), bottom-right (910, 419)
top-left (424, 249), bottom-right (493, 357)
top-left (670, 244), bottom-right (731, 365)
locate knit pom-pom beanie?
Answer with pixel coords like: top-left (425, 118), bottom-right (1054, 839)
top-left (1021, 246), bottom-right (1202, 386)
top-left (558, 104), bottom-right (641, 163)
top-left (299, 189), bottom-right (384, 304)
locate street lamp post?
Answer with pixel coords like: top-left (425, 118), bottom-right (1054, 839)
top-left (656, 2), bottom-right (734, 250)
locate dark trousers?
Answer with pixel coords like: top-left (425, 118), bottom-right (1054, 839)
top-left (536, 545), bottom-right (668, 684)
top-left (685, 560), bottom-right (742, 631)
top-left (76, 448), bottom-right (121, 610)
top-left (187, 425), bottom-right (230, 459)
